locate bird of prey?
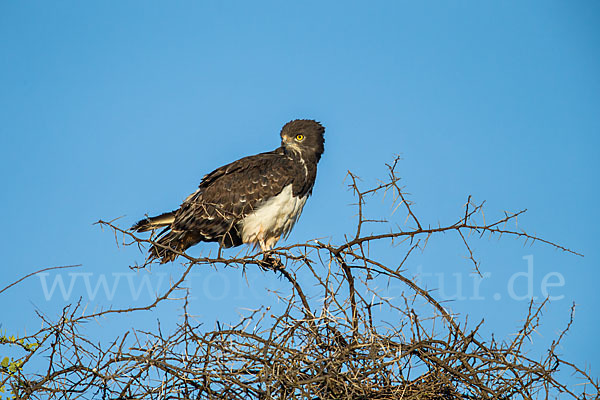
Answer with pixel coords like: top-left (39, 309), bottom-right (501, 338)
top-left (131, 119), bottom-right (325, 263)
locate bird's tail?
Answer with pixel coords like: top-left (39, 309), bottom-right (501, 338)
top-left (149, 230), bottom-right (200, 263)
top-left (130, 211), bottom-right (176, 233)
top-left (130, 212), bottom-right (199, 263)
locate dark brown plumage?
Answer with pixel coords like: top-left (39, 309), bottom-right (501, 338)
top-left (131, 119), bottom-right (325, 263)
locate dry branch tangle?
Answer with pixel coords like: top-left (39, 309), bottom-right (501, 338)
top-left (1, 158), bottom-right (596, 399)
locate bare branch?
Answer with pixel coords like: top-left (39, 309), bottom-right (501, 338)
top-left (2, 158), bottom-right (594, 400)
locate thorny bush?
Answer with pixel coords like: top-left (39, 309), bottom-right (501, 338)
top-left (1, 158), bottom-right (597, 399)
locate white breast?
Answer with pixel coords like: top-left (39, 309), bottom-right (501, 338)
top-left (240, 184), bottom-right (308, 251)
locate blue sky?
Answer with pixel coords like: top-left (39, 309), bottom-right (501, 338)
top-left (1, 0), bottom-right (599, 388)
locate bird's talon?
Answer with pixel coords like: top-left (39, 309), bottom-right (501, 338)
top-left (261, 254), bottom-right (284, 271)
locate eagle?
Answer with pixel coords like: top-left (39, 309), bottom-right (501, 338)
top-left (131, 119), bottom-right (325, 263)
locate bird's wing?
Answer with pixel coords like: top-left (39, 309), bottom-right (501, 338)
top-left (171, 150), bottom-right (295, 234)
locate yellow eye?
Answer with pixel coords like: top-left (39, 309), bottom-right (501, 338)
top-left (295, 134), bottom-right (305, 141)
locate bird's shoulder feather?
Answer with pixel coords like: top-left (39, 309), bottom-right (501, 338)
top-left (198, 148), bottom-right (289, 189)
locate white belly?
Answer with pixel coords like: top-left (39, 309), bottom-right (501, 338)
top-left (240, 184), bottom-right (308, 250)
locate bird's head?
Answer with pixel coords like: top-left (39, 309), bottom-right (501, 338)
top-left (280, 119), bottom-right (325, 162)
